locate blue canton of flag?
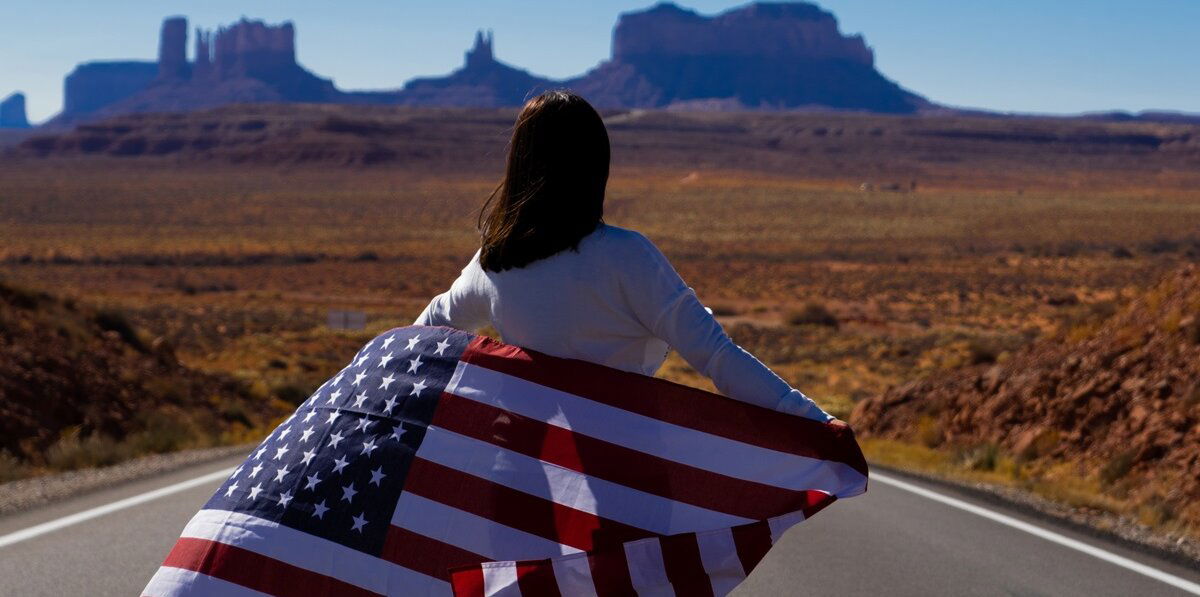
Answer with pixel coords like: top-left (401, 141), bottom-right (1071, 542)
top-left (204, 328), bottom-right (471, 555)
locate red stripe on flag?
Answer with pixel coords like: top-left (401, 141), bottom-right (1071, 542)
top-left (162, 537), bottom-right (380, 597)
top-left (516, 561), bottom-right (564, 597)
top-left (405, 457), bottom-right (656, 551)
top-left (587, 543), bottom-right (639, 596)
top-left (730, 520), bottom-right (774, 577)
top-left (433, 391), bottom-right (828, 521)
top-left (449, 567), bottom-right (486, 597)
top-left (659, 533), bottom-right (716, 597)
top-left (460, 337), bottom-right (868, 476)
top-left (381, 525), bottom-right (487, 581)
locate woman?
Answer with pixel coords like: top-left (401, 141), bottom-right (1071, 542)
top-left (416, 90), bottom-right (831, 422)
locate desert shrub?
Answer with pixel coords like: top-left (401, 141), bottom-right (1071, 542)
top-left (45, 429), bottom-right (127, 471)
top-left (966, 339), bottom-right (1000, 365)
top-left (1100, 450), bottom-right (1136, 486)
top-left (94, 308), bottom-right (148, 352)
top-left (273, 383), bottom-right (311, 405)
top-left (1137, 499), bottom-right (1175, 527)
top-left (960, 443), bottom-right (999, 471)
top-left (125, 410), bottom-right (213, 456)
top-left (0, 280), bottom-right (46, 310)
top-left (916, 415), bottom-right (944, 448)
top-left (0, 450), bottom-right (29, 483)
top-left (786, 302), bottom-right (839, 329)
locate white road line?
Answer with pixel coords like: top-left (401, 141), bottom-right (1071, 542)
top-left (0, 467), bottom-right (234, 549)
top-left (873, 472), bottom-right (1200, 596)
top-left (1, 463), bottom-right (1197, 596)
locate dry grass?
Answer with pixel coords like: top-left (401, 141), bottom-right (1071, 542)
top-left (2, 106), bottom-right (1199, 522)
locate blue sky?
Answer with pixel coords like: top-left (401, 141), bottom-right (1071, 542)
top-left (2, 0), bottom-right (1197, 123)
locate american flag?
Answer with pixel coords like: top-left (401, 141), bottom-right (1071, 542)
top-left (144, 325), bottom-right (868, 597)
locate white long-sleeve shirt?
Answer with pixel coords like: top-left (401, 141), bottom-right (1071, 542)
top-left (414, 224), bottom-right (831, 421)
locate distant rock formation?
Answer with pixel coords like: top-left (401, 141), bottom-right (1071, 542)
top-left (158, 16), bottom-right (190, 79)
top-left (61, 62), bottom-right (158, 118)
top-left (569, 2), bottom-right (925, 112)
top-left (393, 30), bottom-right (554, 107)
top-left (1, 92), bottom-right (30, 128)
top-left (54, 17), bottom-right (337, 124)
top-left (46, 2), bottom-right (935, 124)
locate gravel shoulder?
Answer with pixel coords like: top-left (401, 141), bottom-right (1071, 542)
top-left (0, 444), bottom-right (252, 516)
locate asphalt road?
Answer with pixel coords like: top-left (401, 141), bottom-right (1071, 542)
top-left (1, 453), bottom-right (1197, 596)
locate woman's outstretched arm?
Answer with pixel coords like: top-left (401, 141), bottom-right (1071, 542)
top-left (414, 250), bottom-right (491, 331)
top-left (622, 232), bottom-right (833, 421)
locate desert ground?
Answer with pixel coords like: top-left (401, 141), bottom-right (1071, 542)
top-left (2, 104), bottom-right (1199, 541)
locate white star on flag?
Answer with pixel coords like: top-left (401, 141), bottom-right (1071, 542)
top-left (381, 396), bottom-right (398, 414)
top-left (379, 374), bottom-right (396, 390)
top-left (407, 356), bottom-right (423, 374)
top-left (379, 353), bottom-right (394, 368)
top-left (341, 483), bottom-right (357, 503)
top-left (273, 466), bottom-right (290, 483)
top-left (355, 418), bottom-right (372, 433)
top-left (328, 431), bottom-right (345, 449)
top-left (351, 513), bottom-right (368, 532)
top-left (311, 500), bottom-right (328, 519)
top-left (410, 379), bottom-right (428, 396)
top-left (278, 491), bottom-right (293, 508)
top-left (273, 445), bottom-right (289, 460)
top-left (300, 449), bottom-right (316, 465)
top-left (381, 335), bottom-right (395, 349)
top-left (352, 372), bottom-right (366, 386)
top-left (353, 392), bottom-right (368, 408)
top-left (225, 482), bottom-right (239, 497)
top-left (326, 389), bottom-right (342, 404)
top-left (361, 439), bottom-right (378, 457)
top-left (332, 456), bottom-right (350, 474)
top-left (304, 473), bottom-right (322, 491)
top-left (405, 334), bottom-right (421, 350)
top-left (369, 467), bottom-right (386, 486)
top-left (434, 338), bottom-right (451, 355)
top-left (299, 427), bottom-right (315, 442)
top-left (249, 463), bottom-right (263, 478)
top-left (248, 483), bottom-right (263, 500)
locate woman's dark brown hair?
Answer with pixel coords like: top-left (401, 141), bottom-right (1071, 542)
top-left (478, 90), bottom-right (610, 272)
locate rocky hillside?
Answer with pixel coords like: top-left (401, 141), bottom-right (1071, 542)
top-left (0, 279), bottom-right (288, 475)
top-left (11, 104), bottom-right (1200, 192)
top-left (852, 265), bottom-right (1200, 531)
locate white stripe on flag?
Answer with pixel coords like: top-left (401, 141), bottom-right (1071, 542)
top-left (552, 554), bottom-right (600, 597)
top-left (448, 362), bottom-right (864, 496)
top-left (391, 492), bottom-right (580, 560)
top-left (767, 510), bottom-right (808, 544)
top-left (178, 509), bottom-right (450, 596)
top-left (142, 566), bottom-right (272, 597)
top-left (416, 426), bottom-right (751, 535)
top-left (481, 563), bottom-right (522, 597)
top-left (696, 527), bottom-right (747, 596)
top-left (623, 538), bottom-right (676, 597)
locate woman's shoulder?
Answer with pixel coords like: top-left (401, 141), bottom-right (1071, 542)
top-left (591, 224), bottom-right (657, 252)
top-left (587, 224), bottom-right (672, 272)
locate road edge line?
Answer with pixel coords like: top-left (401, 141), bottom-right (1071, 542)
top-left (0, 467), bottom-right (233, 549)
top-left (873, 472), bottom-right (1200, 595)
